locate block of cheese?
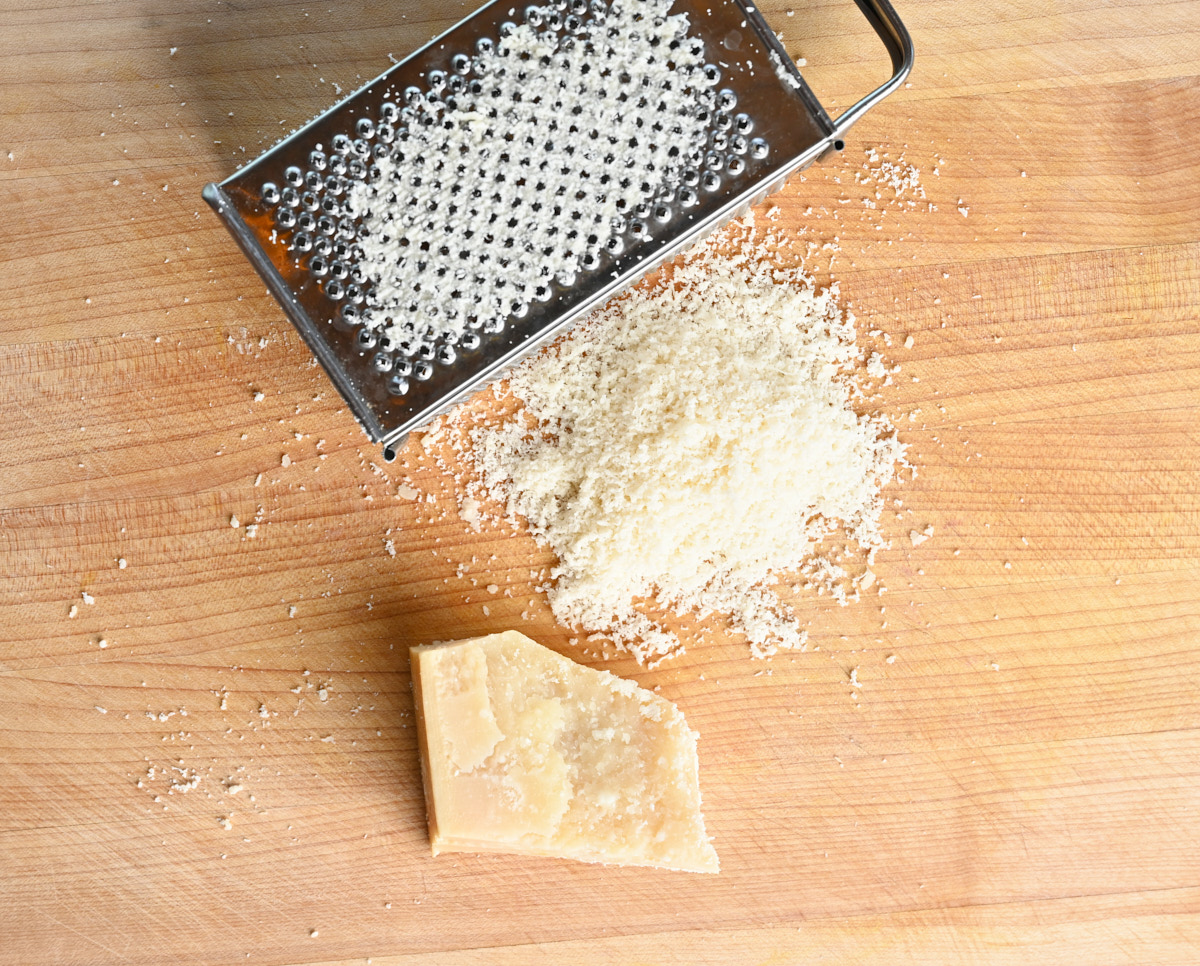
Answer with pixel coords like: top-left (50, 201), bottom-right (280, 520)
top-left (410, 631), bottom-right (718, 873)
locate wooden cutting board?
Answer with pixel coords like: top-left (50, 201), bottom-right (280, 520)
top-left (2, 1), bottom-right (1198, 963)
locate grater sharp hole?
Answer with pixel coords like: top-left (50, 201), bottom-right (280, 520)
top-left (749, 137), bottom-right (769, 160)
top-left (261, 182), bottom-right (280, 205)
top-left (372, 351), bottom-right (393, 372)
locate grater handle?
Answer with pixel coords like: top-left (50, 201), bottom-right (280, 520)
top-left (828, 0), bottom-right (915, 140)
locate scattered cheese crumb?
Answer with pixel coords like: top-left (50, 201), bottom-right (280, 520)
top-left (909, 525), bottom-right (934, 547)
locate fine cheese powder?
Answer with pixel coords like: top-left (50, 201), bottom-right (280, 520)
top-left (461, 227), bottom-right (907, 665)
top-left (348, 0), bottom-right (708, 346)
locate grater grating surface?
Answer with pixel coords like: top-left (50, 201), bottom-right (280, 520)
top-left (204, 0), bottom-right (912, 458)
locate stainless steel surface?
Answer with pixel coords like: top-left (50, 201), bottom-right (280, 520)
top-left (203, 0), bottom-right (913, 457)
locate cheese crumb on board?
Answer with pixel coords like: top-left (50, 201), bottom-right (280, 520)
top-left (463, 232), bottom-right (907, 664)
top-left (410, 631), bottom-right (718, 873)
top-left (909, 525), bottom-right (934, 546)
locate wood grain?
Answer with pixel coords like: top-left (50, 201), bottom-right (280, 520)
top-left (2, 0), bottom-right (1199, 964)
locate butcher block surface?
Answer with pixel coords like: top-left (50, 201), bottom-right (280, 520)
top-left (2, 0), bottom-right (1199, 964)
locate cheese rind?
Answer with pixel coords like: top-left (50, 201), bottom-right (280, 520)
top-left (410, 631), bottom-right (718, 873)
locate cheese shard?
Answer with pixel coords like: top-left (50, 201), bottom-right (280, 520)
top-left (410, 631), bottom-right (719, 873)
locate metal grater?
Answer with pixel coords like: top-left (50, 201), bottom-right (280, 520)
top-left (203, 0), bottom-right (913, 460)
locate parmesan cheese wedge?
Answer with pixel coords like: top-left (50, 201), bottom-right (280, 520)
top-left (410, 631), bottom-right (718, 873)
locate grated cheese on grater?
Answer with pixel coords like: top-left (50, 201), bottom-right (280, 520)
top-left (457, 223), bottom-right (907, 665)
top-left (348, 0), bottom-right (709, 347)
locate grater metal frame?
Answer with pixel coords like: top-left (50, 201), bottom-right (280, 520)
top-left (203, 0), bottom-right (913, 459)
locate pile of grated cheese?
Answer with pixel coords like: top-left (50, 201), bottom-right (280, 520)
top-left (453, 222), bottom-right (907, 665)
